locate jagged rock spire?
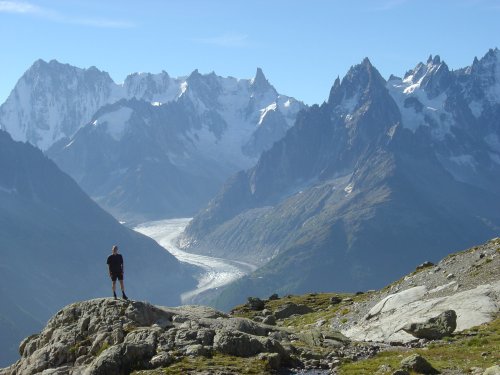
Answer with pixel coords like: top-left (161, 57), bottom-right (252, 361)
top-left (251, 67), bottom-right (275, 93)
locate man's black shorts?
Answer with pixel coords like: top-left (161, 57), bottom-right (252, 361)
top-left (110, 273), bottom-right (123, 281)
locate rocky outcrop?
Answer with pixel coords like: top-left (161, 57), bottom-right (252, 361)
top-left (2, 239), bottom-right (499, 374)
top-left (0, 298), bottom-right (295, 375)
top-left (338, 238), bottom-right (500, 343)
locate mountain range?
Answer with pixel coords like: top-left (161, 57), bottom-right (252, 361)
top-left (0, 61), bottom-right (304, 222)
top-left (1, 49), bottom-right (499, 361)
top-left (181, 49), bottom-right (500, 310)
top-left (0, 130), bottom-right (195, 366)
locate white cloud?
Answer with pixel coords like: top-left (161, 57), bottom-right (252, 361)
top-left (0, 1), bottom-right (42, 14)
top-left (0, 0), bottom-right (135, 28)
top-left (193, 33), bottom-right (250, 48)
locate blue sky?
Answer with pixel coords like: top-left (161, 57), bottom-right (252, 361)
top-left (1, 0), bottom-right (499, 105)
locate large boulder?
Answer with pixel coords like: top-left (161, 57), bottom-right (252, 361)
top-left (274, 303), bottom-right (313, 320)
top-left (402, 310), bottom-right (457, 340)
top-left (247, 297), bottom-right (265, 311)
top-left (400, 354), bottom-right (439, 374)
top-left (213, 330), bottom-right (285, 359)
top-left (84, 342), bottom-right (155, 375)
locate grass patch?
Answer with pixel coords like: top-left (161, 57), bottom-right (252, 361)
top-left (282, 305), bottom-right (342, 328)
top-left (232, 293), bottom-right (349, 322)
top-left (69, 337), bottom-right (91, 354)
top-left (231, 292), bottom-right (373, 332)
top-left (338, 317), bottom-right (500, 375)
top-left (96, 341), bottom-right (110, 357)
top-left (131, 353), bottom-right (271, 374)
top-left (124, 324), bottom-right (138, 334)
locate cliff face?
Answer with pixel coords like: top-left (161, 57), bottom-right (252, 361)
top-left (3, 238), bottom-right (499, 375)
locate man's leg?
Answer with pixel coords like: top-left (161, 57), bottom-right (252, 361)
top-left (119, 276), bottom-right (128, 300)
top-left (111, 278), bottom-right (117, 299)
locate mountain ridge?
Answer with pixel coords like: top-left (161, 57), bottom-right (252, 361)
top-left (0, 59), bottom-right (306, 222)
top-left (181, 49), bottom-right (500, 308)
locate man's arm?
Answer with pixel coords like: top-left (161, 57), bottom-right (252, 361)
top-left (107, 258), bottom-right (112, 276)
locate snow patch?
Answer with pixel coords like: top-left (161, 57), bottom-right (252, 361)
top-left (180, 82), bottom-right (188, 96)
top-left (258, 102), bottom-right (277, 126)
top-left (344, 183), bottom-right (354, 195)
top-left (387, 77), bottom-right (453, 139)
top-left (94, 107), bottom-right (133, 141)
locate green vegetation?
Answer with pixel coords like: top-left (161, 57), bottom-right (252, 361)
top-left (96, 341), bottom-right (110, 357)
top-left (123, 324), bottom-right (137, 334)
top-left (69, 337), bottom-right (91, 355)
top-left (231, 292), bottom-right (371, 328)
top-left (337, 317), bottom-right (500, 375)
top-left (132, 353), bottom-right (271, 374)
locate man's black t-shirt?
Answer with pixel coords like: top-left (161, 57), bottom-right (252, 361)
top-left (107, 254), bottom-right (123, 274)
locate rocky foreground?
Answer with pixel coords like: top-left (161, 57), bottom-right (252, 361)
top-left (1, 238), bottom-right (499, 375)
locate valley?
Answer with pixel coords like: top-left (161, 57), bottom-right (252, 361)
top-left (134, 218), bottom-right (257, 304)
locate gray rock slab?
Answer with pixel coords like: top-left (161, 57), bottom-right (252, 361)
top-left (343, 281), bottom-right (500, 342)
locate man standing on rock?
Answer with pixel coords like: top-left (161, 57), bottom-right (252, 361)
top-left (106, 245), bottom-right (128, 300)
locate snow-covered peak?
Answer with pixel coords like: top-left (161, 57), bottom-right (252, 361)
top-left (388, 75), bottom-right (452, 139)
top-left (402, 55), bottom-right (450, 97)
top-left (387, 55), bottom-right (454, 139)
top-left (123, 71), bottom-right (185, 103)
top-left (1, 59), bottom-right (305, 154)
top-left (0, 59), bottom-right (116, 150)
